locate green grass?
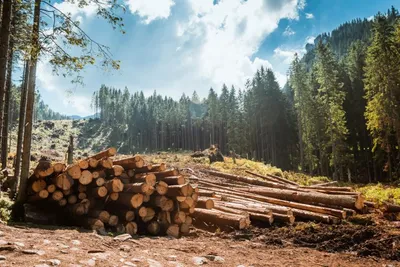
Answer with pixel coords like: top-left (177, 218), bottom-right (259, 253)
top-left (357, 183), bottom-right (400, 205)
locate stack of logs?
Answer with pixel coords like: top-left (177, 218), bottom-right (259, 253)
top-left (26, 148), bottom-right (198, 238)
top-left (190, 169), bottom-right (400, 230)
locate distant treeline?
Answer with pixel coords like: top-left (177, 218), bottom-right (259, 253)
top-left (91, 8), bottom-right (400, 183)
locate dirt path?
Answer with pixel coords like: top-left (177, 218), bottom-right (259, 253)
top-left (0, 224), bottom-right (398, 267)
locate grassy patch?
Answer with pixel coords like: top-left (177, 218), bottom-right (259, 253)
top-left (357, 184), bottom-right (400, 205)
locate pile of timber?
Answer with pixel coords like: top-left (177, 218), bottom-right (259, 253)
top-left (189, 168), bottom-right (399, 230)
top-left (25, 148), bottom-right (199, 238)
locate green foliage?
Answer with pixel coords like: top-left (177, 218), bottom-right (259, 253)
top-left (357, 183), bottom-right (400, 204)
top-left (0, 197), bottom-right (13, 222)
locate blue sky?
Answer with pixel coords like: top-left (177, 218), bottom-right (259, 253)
top-left (35, 0), bottom-right (399, 116)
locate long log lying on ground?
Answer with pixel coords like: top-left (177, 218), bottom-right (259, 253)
top-left (245, 170), bottom-right (299, 186)
top-left (113, 156), bottom-right (144, 169)
top-left (245, 170), bottom-right (287, 185)
top-left (237, 186), bottom-right (364, 211)
top-left (199, 184), bottom-right (347, 219)
top-left (300, 186), bottom-right (353, 192)
top-left (313, 181), bottom-right (338, 187)
top-left (193, 208), bottom-right (250, 230)
top-left (89, 147), bottom-right (117, 160)
top-left (200, 169), bottom-right (299, 190)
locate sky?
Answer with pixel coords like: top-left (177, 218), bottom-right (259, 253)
top-left (33, 0), bottom-right (399, 116)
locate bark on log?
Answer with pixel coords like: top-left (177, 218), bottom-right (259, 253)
top-left (142, 207), bottom-right (156, 223)
top-left (301, 186), bottom-right (353, 192)
top-left (113, 156), bottom-right (144, 169)
top-left (116, 193), bottom-right (144, 208)
top-left (193, 208), bottom-right (250, 230)
top-left (245, 170), bottom-right (288, 185)
top-left (159, 176), bottom-right (185, 185)
top-left (89, 186), bottom-right (108, 198)
top-left (89, 147), bottom-right (117, 160)
top-left (134, 173), bottom-right (156, 186)
top-left (34, 160), bottom-right (54, 178)
top-left (196, 198), bottom-right (214, 209)
top-left (165, 184), bottom-right (191, 197)
top-left (166, 224), bottom-right (180, 238)
top-left (154, 169), bottom-right (179, 179)
top-left (150, 163), bottom-right (167, 172)
top-left (123, 183), bottom-right (153, 195)
top-left (382, 202), bottom-right (400, 213)
top-left (85, 218), bottom-right (105, 231)
top-left (201, 169), bottom-right (299, 190)
top-left (53, 163), bottom-right (66, 173)
top-left (28, 190), bottom-right (49, 202)
top-left (125, 222), bottom-right (138, 235)
top-left (198, 190), bottom-right (215, 197)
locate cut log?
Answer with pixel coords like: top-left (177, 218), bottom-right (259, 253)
top-left (89, 186), bottom-right (108, 198)
top-left (159, 176), bottom-right (185, 185)
top-left (114, 224), bottom-right (126, 234)
top-left (166, 224), bottom-right (180, 238)
top-left (53, 173), bottom-right (74, 190)
top-left (58, 198), bottom-right (67, 206)
top-left (143, 193), bottom-right (151, 202)
top-left (364, 201), bottom-right (378, 209)
top-left (63, 189), bottom-right (71, 196)
top-left (68, 195), bottom-right (78, 204)
top-left (196, 198), bottom-right (214, 209)
top-left (89, 147), bottom-right (117, 160)
top-left (88, 158), bottom-right (99, 169)
top-left (245, 170), bottom-right (287, 185)
top-left (185, 216), bottom-right (193, 225)
top-left (134, 165), bottom-right (153, 174)
top-left (34, 160), bottom-right (54, 178)
top-left (200, 169), bottom-right (299, 190)
top-left (237, 186), bottom-right (364, 211)
top-left (214, 201), bottom-right (272, 216)
top-left (53, 162), bottom-right (66, 173)
top-left (78, 184), bottom-right (87, 193)
top-left (52, 190), bottom-right (64, 201)
top-left (151, 163), bottom-right (167, 172)
top-left (123, 183), bottom-right (153, 195)
top-left (113, 165), bottom-right (124, 176)
top-left (268, 173), bottom-right (300, 186)
top-left (193, 208), bottom-right (250, 230)
top-left (273, 213), bottom-right (295, 224)
top-left (156, 181), bottom-right (168, 195)
top-left (78, 192), bottom-right (87, 200)
top-left (198, 190), bottom-right (215, 198)
top-left (32, 179), bottom-right (46, 193)
top-left (200, 185), bottom-right (347, 218)
top-left (95, 177), bottom-right (106, 187)
top-left (113, 209), bottom-right (135, 222)
top-left (108, 215), bottom-right (119, 226)
top-left (116, 193), bottom-right (144, 208)
top-left (109, 192), bottom-right (119, 201)
top-left (105, 178), bottom-right (124, 193)
top-left (125, 222), bottom-right (138, 235)
top-left (100, 158), bottom-right (113, 169)
top-left (382, 202), bottom-right (400, 213)
top-left (172, 211), bottom-right (186, 224)
top-left (113, 156), bottom-right (144, 169)
top-left (47, 184), bottom-right (56, 193)
top-left (127, 169), bottom-right (135, 178)
top-left (314, 181), bottom-right (339, 187)
top-left (142, 207), bottom-right (155, 223)
top-left (85, 218), bottom-right (105, 231)
top-left (154, 169), bottom-right (179, 179)
top-left (79, 170), bottom-right (93, 185)
top-left (180, 223), bottom-right (190, 235)
top-left (165, 184), bottom-right (191, 197)
top-left (67, 164), bottom-right (82, 179)
top-left (301, 186), bottom-right (353, 192)
top-left (147, 221), bottom-right (160, 235)
top-left (291, 208), bottom-right (339, 224)
top-left (134, 173), bottom-right (156, 186)
top-left (78, 160), bottom-right (89, 170)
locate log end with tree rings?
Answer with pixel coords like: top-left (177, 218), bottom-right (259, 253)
top-left (125, 222), bottom-right (138, 235)
top-left (67, 165), bottom-right (82, 179)
top-left (108, 215), bottom-right (119, 226)
top-left (78, 160), bottom-right (89, 170)
top-left (147, 221), bottom-right (160, 235)
top-left (79, 170), bottom-right (93, 185)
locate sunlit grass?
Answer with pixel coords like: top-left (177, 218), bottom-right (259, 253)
top-left (357, 183), bottom-right (400, 205)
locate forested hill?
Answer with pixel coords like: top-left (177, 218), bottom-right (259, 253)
top-left (53, 7), bottom-right (400, 184)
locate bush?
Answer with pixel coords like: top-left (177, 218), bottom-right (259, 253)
top-left (0, 196), bottom-right (13, 222)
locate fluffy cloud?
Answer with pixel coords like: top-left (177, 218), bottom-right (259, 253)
top-left (53, 1), bottom-right (97, 20)
top-left (283, 26), bottom-right (296, 36)
top-left (177, 0), bottom-right (305, 89)
top-left (306, 36), bottom-right (316, 44)
top-left (305, 13), bottom-right (314, 19)
top-left (125, 0), bottom-right (175, 24)
top-left (274, 47), bottom-right (306, 64)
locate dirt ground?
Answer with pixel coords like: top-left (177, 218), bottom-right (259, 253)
top-left (0, 223), bottom-right (398, 267)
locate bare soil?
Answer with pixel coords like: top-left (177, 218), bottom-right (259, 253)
top-left (0, 223), bottom-right (399, 267)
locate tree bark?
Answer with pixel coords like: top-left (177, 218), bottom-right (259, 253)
top-left (16, 0), bottom-right (41, 204)
top-left (0, 0), bottom-right (13, 156)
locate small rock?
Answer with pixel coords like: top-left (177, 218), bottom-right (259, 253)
top-left (237, 265), bottom-right (246, 267)
top-left (147, 259), bottom-right (162, 267)
top-left (35, 264), bottom-right (50, 267)
top-left (71, 240), bottom-right (81, 246)
top-left (22, 249), bottom-right (45, 256)
top-left (123, 262), bottom-right (137, 267)
top-left (168, 262), bottom-right (184, 267)
top-left (60, 250), bottom-right (68, 254)
top-left (119, 251), bottom-right (129, 258)
top-left (68, 265), bottom-right (82, 267)
top-left (192, 256), bottom-right (208, 265)
top-left (0, 231), bottom-right (4, 237)
top-left (0, 240), bottom-right (7, 246)
top-left (92, 253), bottom-right (109, 260)
top-left (0, 255), bottom-right (6, 260)
top-left (120, 244), bottom-right (131, 251)
top-left (57, 243), bottom-right (69, 249)
top-left (14, 242), bottom-right (25, 247)
top-left (120, 258), bottom-right (125, 263)
top-left (167, 255), bottom-right (177, 261)
top-left (79, 259), bottom-right (95, 266)
top-left (204, 255), bottom-right (224, 263)
top-left (43, 240), bottom-right (51, 245)
top-left (70, 247), bottom-right (79, 252)
top-left (47, 259), bottom-right (61, 266)
top-left (114, 234), bottom-right (132, 241)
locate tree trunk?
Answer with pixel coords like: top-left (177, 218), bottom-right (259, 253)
top-left (13, 61), bottom-right (29, 195)
top-left (67, 135), bottom-right (73, 164)
top-left (1, 41), bottom-right (13, 168)
top-left (0, 0), bottom-right (13, 156)
top-left (17, 0), bottom-right (41, 204)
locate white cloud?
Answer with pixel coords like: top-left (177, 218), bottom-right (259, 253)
top-left (274, 47), bottom-right (306, 64)
top-left (367, 15), bottom-right (374, 21)
top-left (125, 0), bottom-right (175, 24)
top-left (305, 36), bottom-right (315, 44)
top-left (283, 26), bottom-right (296, 36)
top-left (53, 1), bottom-right (97, 20)
top-left (178, 0), bottom-right (305, 90)
top-left (305, 13), bottom-right (314, 19)
top-left (62, 95), bottom-right (92, 116)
